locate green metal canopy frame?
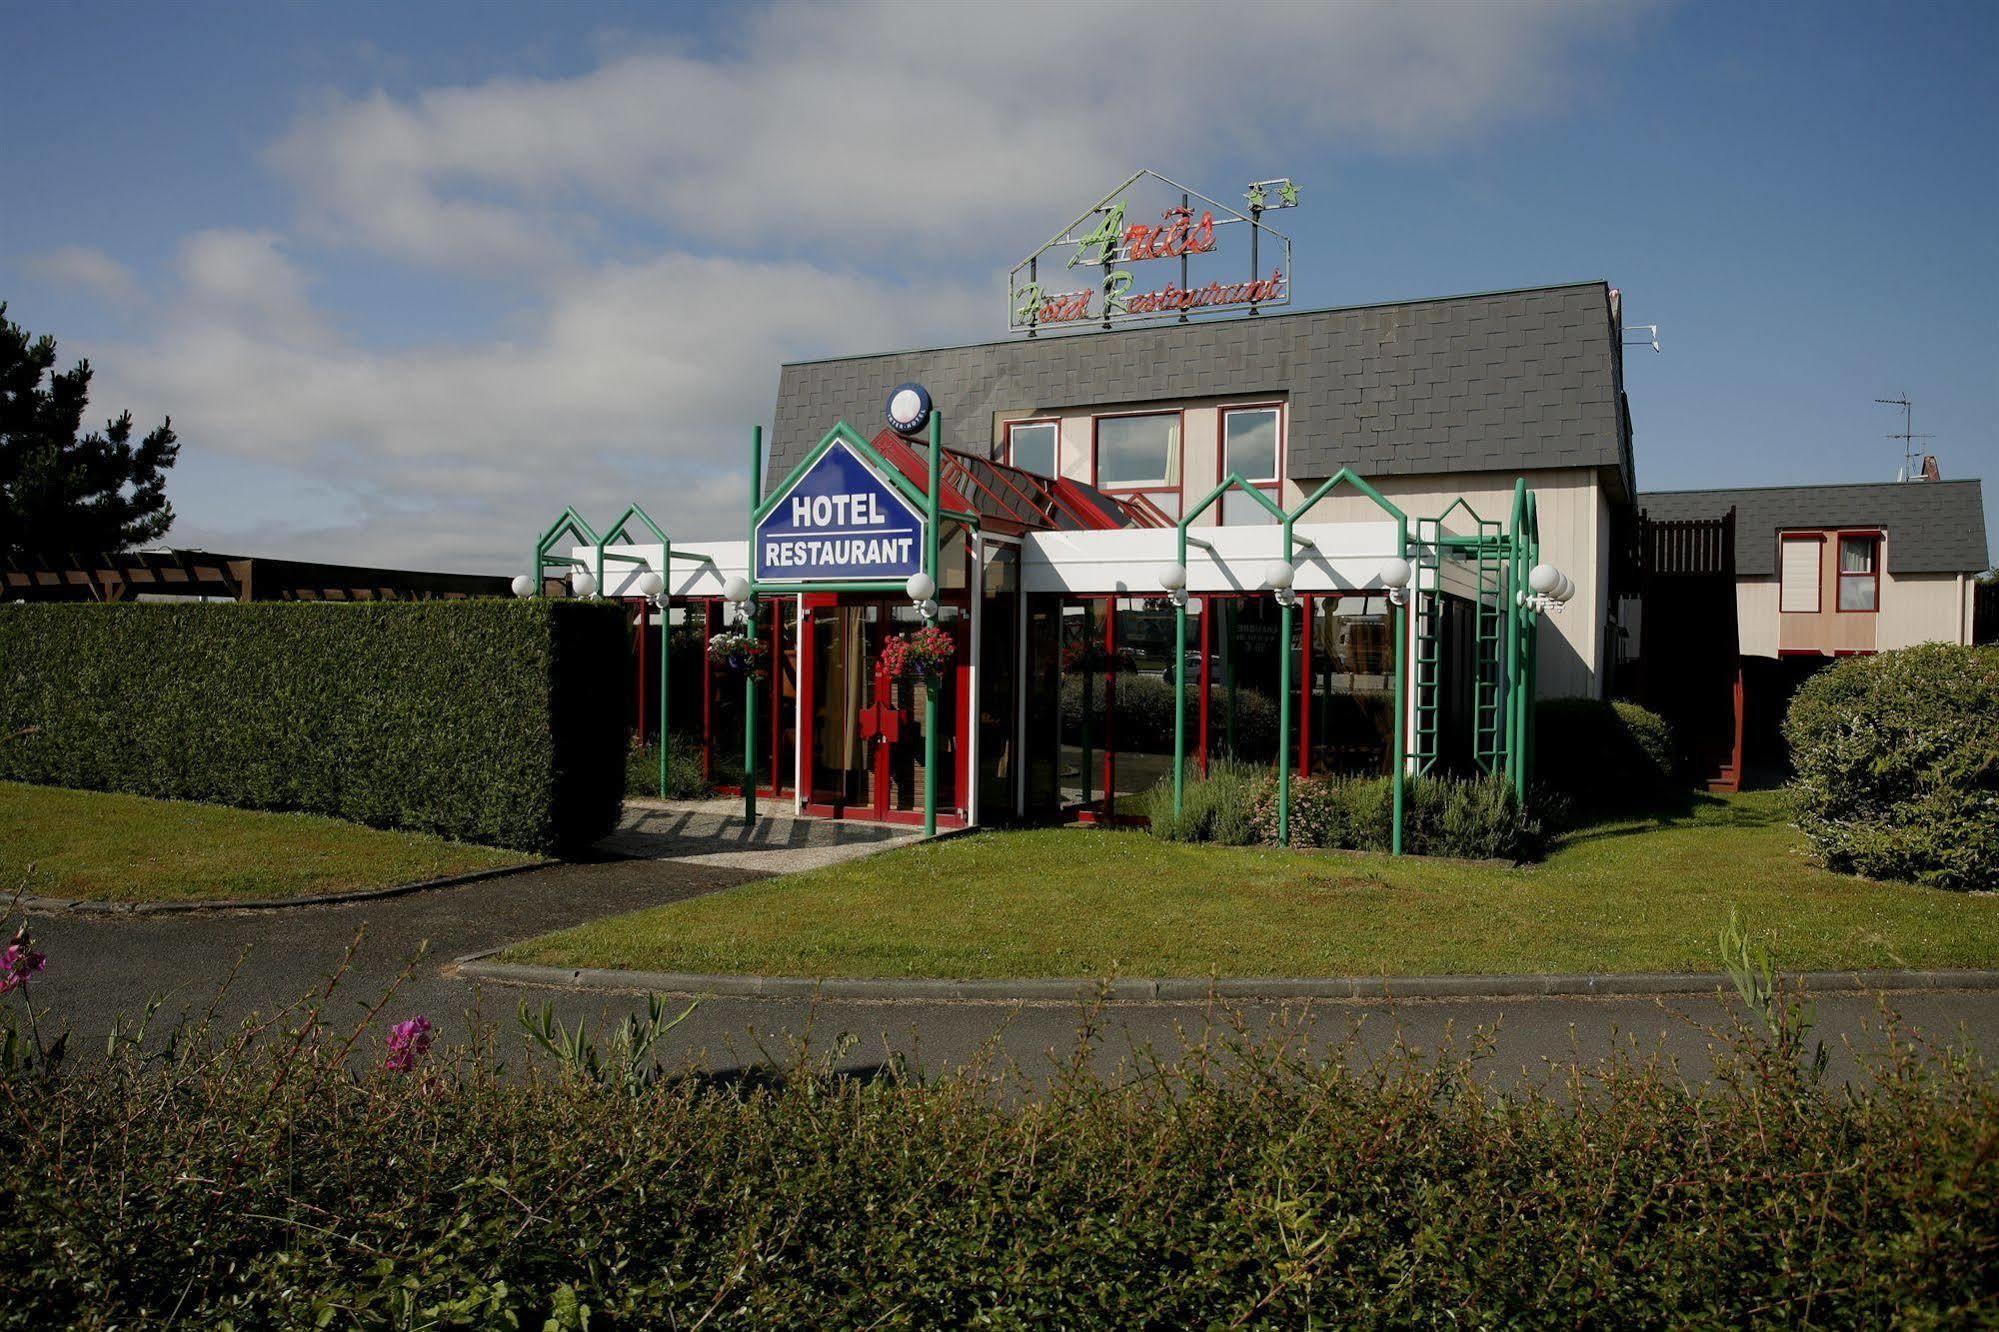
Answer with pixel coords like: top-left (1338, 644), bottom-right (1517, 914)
top-left (528, 501), bottom-right (712, 802)
top-left (1169, 471), bottom-right (1545, 854)
top-left (743, 415), bottom-right (981, 837)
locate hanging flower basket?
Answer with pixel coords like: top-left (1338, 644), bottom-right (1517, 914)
top-left (882, 625), bottom-right (955, 679)
top-left (1062, 642), bottom-right (1138, 675)
top-left (706, 632), bottom-right (769, 676)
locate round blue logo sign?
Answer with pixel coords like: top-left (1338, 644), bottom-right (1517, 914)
top-left (886, 382), bottom-right (932, 435)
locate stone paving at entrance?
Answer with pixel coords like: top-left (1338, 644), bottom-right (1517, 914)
top-left (604, 797), bottom-right (921, 873)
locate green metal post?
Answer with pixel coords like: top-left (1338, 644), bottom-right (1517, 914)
top-left (745, 427), bottom-right (761, 825)
top-left (1391, 517), bottom-right (1409, 856)
top-left (923, 410), bottom-right (941, 836)
top-left (658, 543), bottom-right (670, 800)
top-left (1171, 526), bottom-right (1188, 819)
top-left (1277, 592), bottom-right (1293, 847)
top-left (1275, 519), bottom-right (1296, 845)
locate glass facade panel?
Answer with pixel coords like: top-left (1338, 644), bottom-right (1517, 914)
top-left (1095, 413), bottom-right (1180, 487)
top-left (1108, 597), bottom-right (1180, 816)
top-left (979, 544), bottom-right (1021, 821)
top-left (1204, 597), bottom-right (1291, 768)
top-left (1023, 595), bottom-right (1065, 816)
top-left (1307, 595), bottom-right (1395, 777)
top-left (1057, 598), bottom-right (1110, 811)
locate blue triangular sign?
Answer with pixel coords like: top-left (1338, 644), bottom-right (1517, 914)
top-left (754, 440), bottom-right (927, 583)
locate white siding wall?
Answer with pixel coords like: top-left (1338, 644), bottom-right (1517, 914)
top-left (1736, 578), bottom-right (1781, 657)
top-left (1876, 572), bottom-right (1973, 649)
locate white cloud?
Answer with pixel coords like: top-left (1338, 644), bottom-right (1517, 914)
top-left (80, 0), bottom-right (1649, 570)
top-left (26, 246), bottom-right (142, 306)
top-left (272, 0), bottom-right (1645, 276)
top-left (88, 245), bottom-right (985, 570)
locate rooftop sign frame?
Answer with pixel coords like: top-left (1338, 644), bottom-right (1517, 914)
top-left (1007, 169), bottom-right (1296, 336)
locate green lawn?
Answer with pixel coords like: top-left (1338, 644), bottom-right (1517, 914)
top-left (503, 790), bottom-right (1999, 979)
top-left (2, 782), bottom-right (535, 903)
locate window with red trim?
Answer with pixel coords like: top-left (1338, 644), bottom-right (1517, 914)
top-left (1219, 405), bottom-right (1281, 526)
top-left (1837, 534), bottom-right (1880, 612)
top-left (1094, 412), bottom-right (1180, 488)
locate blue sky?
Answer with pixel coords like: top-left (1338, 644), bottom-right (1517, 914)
top-left (3, 0), bottom-right (1993, 570)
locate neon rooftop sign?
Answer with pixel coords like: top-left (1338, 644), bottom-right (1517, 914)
top-left (1008, 169), bottom-right (1297, 335)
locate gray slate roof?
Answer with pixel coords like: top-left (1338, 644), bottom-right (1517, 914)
top-left (772, 282), bottom-right (1631, 498)
top-left (1638, 479), bottom-right (1990, 575)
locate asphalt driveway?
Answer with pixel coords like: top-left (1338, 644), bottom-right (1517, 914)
top-left (20, 847), bottom-right (1994, 1088)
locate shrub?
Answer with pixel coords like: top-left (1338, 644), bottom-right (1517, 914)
top-left (1783, 643), bottom-right (1999, 890)
top-left (1172, 768), bottom-right (1539, 861)
top-left (0, 600), bottom-right (627, 854)
top-left (1535, 697), bottom-right (1682, 817)
top-left (3, 975), bottom-right (1992, 1327)
top-left (1142, 759), bottom-right (1263, 845)
top-left (625, 734), bottom-right (710, 800)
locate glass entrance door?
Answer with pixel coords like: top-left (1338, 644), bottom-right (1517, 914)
top-left (805, 598), bottom-right (957, 823)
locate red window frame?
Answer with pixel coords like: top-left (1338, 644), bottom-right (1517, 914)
top-left (1002, 417), bottom-right (1060, 477)
top-left (1216, 401), bottom-right (1286, 525)
top-left (1777, 531), bottom-right (1824, 614)
top-left (1834, 529), bottom-right (1882, 614)
top-left (1090, 408), bottom-right (1185, 494)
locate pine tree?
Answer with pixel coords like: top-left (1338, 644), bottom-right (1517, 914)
top-left (1, 302), bottom-right (180, 558)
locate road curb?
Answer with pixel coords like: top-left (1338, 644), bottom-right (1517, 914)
top-left (16, 861), bottom-right (546, 917)
top-left (452, 959), bottom-right (1999, 1003)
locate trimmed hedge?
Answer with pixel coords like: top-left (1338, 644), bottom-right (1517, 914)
top-left (1784, 643), bottom-right (1999, 891)
top-left (4, 982), bottom-right (1993, 1326)
top-left (1535, 697), bottom-right (1682, 818)
top-left (0, 600), bottom-right (627, 853)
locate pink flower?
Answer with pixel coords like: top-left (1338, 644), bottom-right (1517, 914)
top-left (383, 1014), bottom-right (433, 1073)
top-left (0, 926), bottom-right (46, 997)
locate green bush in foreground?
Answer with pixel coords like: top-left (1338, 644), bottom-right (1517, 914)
top-left (1153, 767), bottom-right (1540, 861)
top-left (1535, 696), bottom-right (1683, 818)
top-left (0, 600), bottom-right (628, 853)
top-left (1, 960), bottom-right (1990, 1328)
top-left (1784, 643), bottom-right (1999, 891)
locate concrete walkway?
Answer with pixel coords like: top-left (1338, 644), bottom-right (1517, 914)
top-left (607, 797), bottom-right (921, 872)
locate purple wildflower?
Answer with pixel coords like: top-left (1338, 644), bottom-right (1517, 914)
top-left (383, 1014), bottom-right (434, 1073)
top-left (0, 925), bottom-right (46, 997)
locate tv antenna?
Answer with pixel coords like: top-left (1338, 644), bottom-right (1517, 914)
top-left (1873, 394), bottom-right (1934, 481)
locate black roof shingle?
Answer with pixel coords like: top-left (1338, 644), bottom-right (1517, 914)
top-left (771, 282), bottom-right (1631, 499)
top-left (1638, 479), bottom-right (1989, 576)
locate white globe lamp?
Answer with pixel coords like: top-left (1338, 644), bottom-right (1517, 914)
top-left (571, 571), bottom-right (598, 599)
top-left (1528, 564), bottom-right (1560, 596)
top-left (509, 574), bottom-right (534, 598)
top-left (905, 572), bottom-right (937, 603)
top-left (636, 570), bottom-right (665, 599)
